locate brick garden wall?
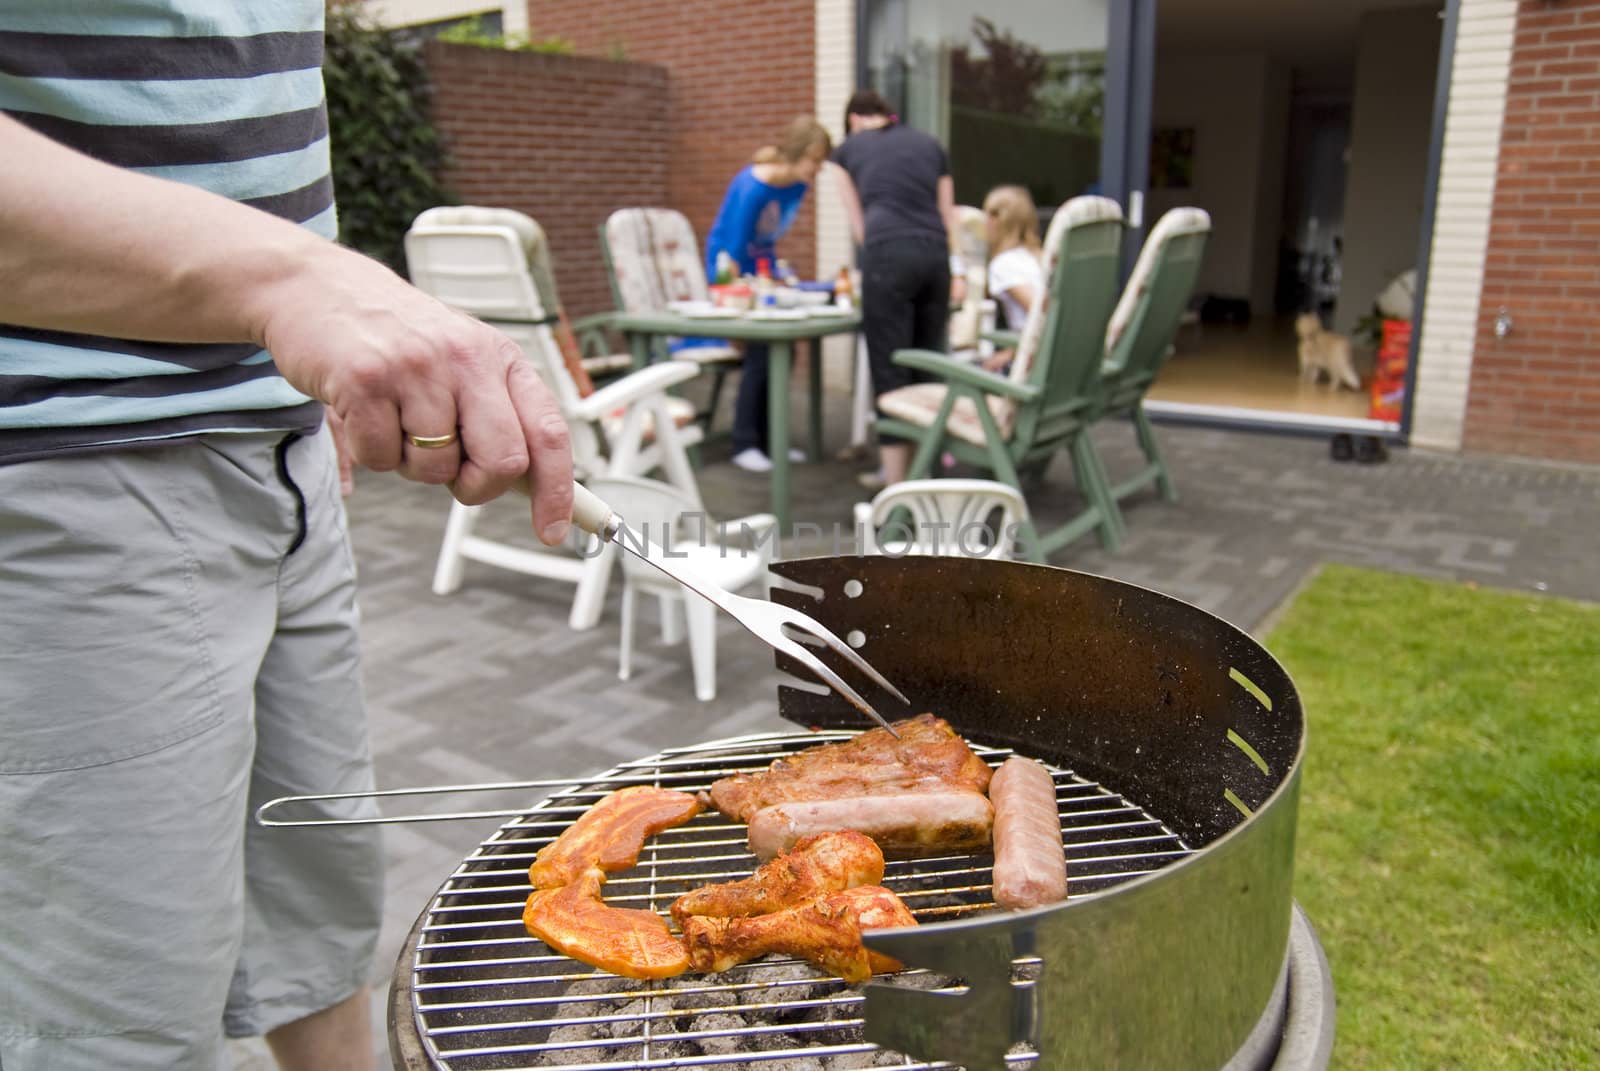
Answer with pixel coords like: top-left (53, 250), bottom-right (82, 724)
top-left (525, 0), bottom-right (823, 281)
top-left (1467, 0), bottom-right (1600, 464)
top-left (422, 41), bottom-right (670, 318)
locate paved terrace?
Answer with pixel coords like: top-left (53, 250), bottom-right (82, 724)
top-left (230, 382), bottom-right (1599, 1069)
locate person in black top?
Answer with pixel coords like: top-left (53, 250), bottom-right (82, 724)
top-left (831, 90), bottom-right (966, 489)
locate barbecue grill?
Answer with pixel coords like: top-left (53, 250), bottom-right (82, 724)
top-left (379, 556), bottom-right (1335, 1071)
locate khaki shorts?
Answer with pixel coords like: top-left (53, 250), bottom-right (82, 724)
top-left (0, 428), bottom-right (384, 1070)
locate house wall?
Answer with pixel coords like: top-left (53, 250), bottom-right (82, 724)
top-left (527, 0), bottom-right (822, 287)
top-left (1336, 7), bottom-right (1441, 337)
top-left (1462, 0), bottom-right (1600, 464)
top-left (1410, 0), bottom-right (1516, 453)
top-left (422, 41), bottom-right (669, 317)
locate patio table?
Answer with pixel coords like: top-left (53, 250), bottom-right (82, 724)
top-left (609, 308), bottom-right (862, 531)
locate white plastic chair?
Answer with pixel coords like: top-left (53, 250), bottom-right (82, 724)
top-left (853, 478), bottom-right (1029, 560)
top-left (404, 206), bottom-right (706, 630)
top-left (584, 475), bottom-right (778, 702)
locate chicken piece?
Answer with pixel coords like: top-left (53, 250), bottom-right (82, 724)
top-left (530, 785), bottom-right (703, 890)
top-left (708, 713), bottom-right (993, 823)
top-left (679, 885), bottom-right (917, 984)
top-left (523, 867), bottom-right (688, 979)
top-left (670, 830), bottom-right (884, 927)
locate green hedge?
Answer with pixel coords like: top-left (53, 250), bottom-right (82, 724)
top-left (323, 4), bottom-right (449, 271)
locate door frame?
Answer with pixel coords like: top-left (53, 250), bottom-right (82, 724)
top-left (1101, 0), bottom-right (1156, 266)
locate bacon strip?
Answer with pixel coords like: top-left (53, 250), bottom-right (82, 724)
top-left (529, 786), bottom-right (703, 890)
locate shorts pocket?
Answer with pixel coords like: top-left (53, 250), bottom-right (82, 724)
top-left (0, 463), bottom-right (232, 773)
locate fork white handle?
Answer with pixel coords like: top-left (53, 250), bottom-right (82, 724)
top-left (570, 481), bottom-right (621, 542)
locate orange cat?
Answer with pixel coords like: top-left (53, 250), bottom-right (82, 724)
top-left (1295, 313), bottom-right (1361, 391)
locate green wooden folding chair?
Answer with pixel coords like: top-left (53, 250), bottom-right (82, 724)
top-left (873, 196), bottom-right (1127, 562)
top-left (1090, 207), bottom-right (1212, 543)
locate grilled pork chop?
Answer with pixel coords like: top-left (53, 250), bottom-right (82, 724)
top-left (708, 714), bottom-right (994, 858)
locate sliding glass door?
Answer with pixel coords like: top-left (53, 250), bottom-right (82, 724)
top-left (856, 0), bottom-right (1150, 234)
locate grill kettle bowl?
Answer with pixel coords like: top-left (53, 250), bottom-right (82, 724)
top-left (767, 556), bottom-right (1306, 1071)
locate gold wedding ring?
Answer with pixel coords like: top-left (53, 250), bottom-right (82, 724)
top-left (405, 430), bottom-right (458, 450)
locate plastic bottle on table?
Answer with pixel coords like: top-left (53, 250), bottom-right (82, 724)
top-left (755, 257), bottom-right (776, 307)
top-left (834, 266), bottom-right (854, 310)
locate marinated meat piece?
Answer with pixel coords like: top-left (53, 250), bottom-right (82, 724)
top-left (708, 714), bottom-right (994, 858)
top-left (670, 830), bottom-right (884, 927)
top-left (709, 714), bottom-right (992, 821)
top-left (530, 786), bottom-right (703, 890)
top-left (680, 885), bottom-right (916, 983)
top-left (523, 867), bottom-right (689, 979)
top-left (989, 756), bottom-right (1068, 909)
top-left (747, 792), bottom-right (994, 860)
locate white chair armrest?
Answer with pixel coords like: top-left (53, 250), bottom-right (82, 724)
top-left (852, 501), bottom-right (876, 554)
top-left (570, 360), bottom-right (700, 420)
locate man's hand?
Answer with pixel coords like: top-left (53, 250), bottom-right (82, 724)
top-left (257, 246), bottom-right (573, 545)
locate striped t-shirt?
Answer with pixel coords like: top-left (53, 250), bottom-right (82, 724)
top-left (0, 1), bottom-right (333, 463)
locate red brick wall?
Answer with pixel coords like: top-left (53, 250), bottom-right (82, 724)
top-left (525, 0), bottom-right (822, 280)
top-left (1467, 0), bottom-right (1600, 464)
top-left (422, 41), bottom-right (670, 317)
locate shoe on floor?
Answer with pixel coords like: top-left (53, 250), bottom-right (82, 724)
top-left (1355, 436), bottom-right (1390, 464)
top-left (856, 469), bottom-right (888, 491)
top-left (788, 447), bottom-right (806, 462)
top-left (732, 447), bottom-right (773, 472)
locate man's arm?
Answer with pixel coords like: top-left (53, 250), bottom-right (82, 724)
top-left (0, 114), bottom-right (572, 541)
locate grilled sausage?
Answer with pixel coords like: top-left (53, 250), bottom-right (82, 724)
top-left (989, 757), bottom-right (1068, 909)
top-left (746, 792), bottom-right (994, 860)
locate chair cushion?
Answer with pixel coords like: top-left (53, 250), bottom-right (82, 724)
top-left (581, 353), bottom-right (636, 377)
top-left (606, 208), bottom-right (710, 313)
top-left (413, 205), bottom-right (541, 263)
top-left (1104, 206), bottom-right (1212, 359)
top-left (599, 396), bottom-right (700, 441)
top-left (878, 383), bottom-right (1016, 446)
top-left (1008, 195), bottom-right (1126, 388)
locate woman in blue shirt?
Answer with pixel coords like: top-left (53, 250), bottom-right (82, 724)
top-left (704, 117), bottom-right (831, 472)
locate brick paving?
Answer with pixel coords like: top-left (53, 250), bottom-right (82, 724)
top-left (232, 376), bottom-right (1600, 1069)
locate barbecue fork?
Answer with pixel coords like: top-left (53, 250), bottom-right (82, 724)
top-left (571, 481), bottom-right (906, 736)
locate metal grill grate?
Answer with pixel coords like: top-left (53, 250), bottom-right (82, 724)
top-left (407, 732), bottom-right (1196, 1070)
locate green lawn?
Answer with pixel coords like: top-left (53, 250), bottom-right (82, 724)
top-left (1263, 565), bottom-right (1599, 1069)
